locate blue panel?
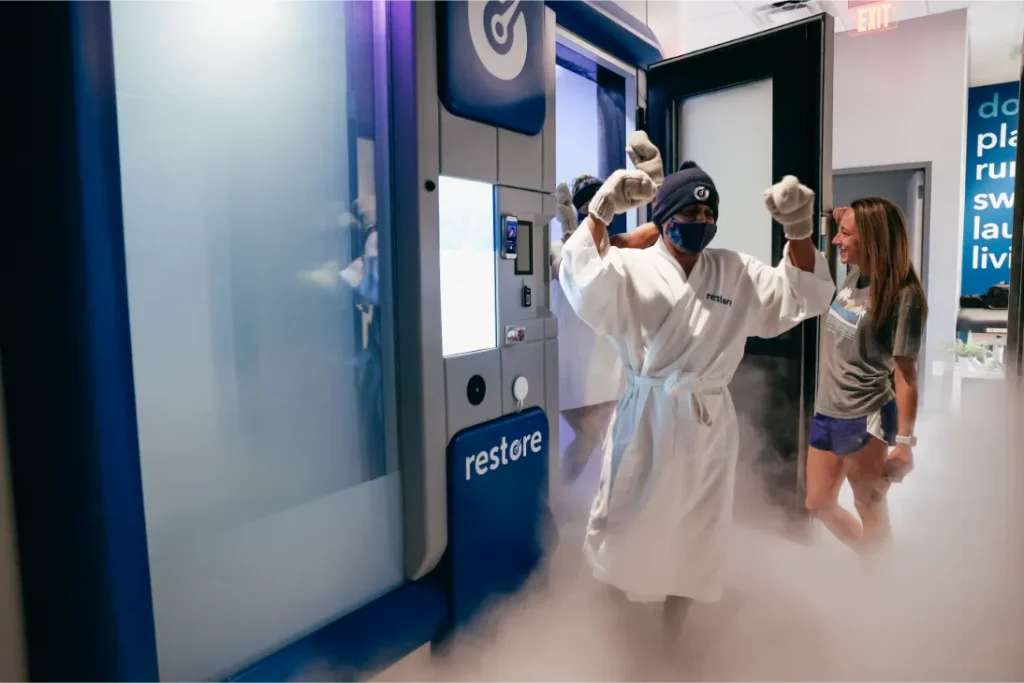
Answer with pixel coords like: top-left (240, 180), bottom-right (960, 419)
top-left (546, 0), bottom-right (663, 68)
top-left (226, 577), bottom-right (448, 682)
top-left (446, 408), bottom-right (551, 628)
top-left (437, 1), bottom-right (547, 135)
top-left (961, 82), bottom-right (1018, 296)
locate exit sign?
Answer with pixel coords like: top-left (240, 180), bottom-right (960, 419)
top-left (849, 1), bottom-right (898, 34)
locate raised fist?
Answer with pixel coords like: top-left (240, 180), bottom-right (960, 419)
top-left (764, 175), bottom-right (815, 240)
top-left (626, 130), bottom-right (664, 187)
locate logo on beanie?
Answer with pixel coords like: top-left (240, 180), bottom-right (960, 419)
top-left (694, 185), bottom-right (710, 201)
top-left (469, 1), bottom-right (528, 81)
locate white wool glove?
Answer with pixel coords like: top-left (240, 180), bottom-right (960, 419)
top-left (763, 175), bottom-right (815, 240)
top-left (626, 130), bottom-right (664, 187)
top-left (588, 169), bottom-right (658, 226)
top-left (554, 182), bottom-right (578, 237)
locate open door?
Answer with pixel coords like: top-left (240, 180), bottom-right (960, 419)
top-left (644, 14), bottom-right (835, 539)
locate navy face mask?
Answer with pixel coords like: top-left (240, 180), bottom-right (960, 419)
top-left (664, 218), bottom-right (717, 254)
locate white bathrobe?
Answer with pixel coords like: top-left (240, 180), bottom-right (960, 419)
top-left (550, 276), bottom-right (626, 411)
top-left (558, 227), bottom-right (834, 603)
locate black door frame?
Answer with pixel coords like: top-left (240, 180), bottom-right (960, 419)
top-left (1008, 67), bottom-right (1024, 385)
top-left (643, 15), bottom-right (835, 531)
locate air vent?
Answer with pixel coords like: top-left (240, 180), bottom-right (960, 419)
top-left (751, 0), bottom-right (823, 28)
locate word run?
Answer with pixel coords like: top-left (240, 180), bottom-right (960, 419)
top-left (465, 430), bottom-right (544, 480)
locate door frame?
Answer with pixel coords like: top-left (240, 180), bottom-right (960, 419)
top-left (833, 162), bottom-right (933, 402)
top-left (554, 26), bottom-right (642, 233)
top-left (833, 162), bottom-right (933, 290)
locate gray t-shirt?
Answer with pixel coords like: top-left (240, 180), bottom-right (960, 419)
top-left (815, 267), bottom-right (925, 418)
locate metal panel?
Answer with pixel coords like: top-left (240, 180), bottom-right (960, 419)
top-left (542, 7), bottom-right (557, 193)
top-left (440, 107), bottom-right (498, 183)
top-left (402, 0), bottom-right (449, 580)
top-left (544, 315), bottom-right (559, 340)
top-left (444, 350), bottom-right (503, 441)
top-left (544, 338), bottom-right (560, 496)
top-left (500, 342), bottom-right (547, 414)
top-left (494, 187), bottom-right (553, 335)
top-left (498, 127), bottom-right (543, 191)
top-left (503, 318), bottom-right (547, 346)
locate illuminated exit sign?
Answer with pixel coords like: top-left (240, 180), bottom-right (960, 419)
top-left (849, 1), bottom-right (898, 35)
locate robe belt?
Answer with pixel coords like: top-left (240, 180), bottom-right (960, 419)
top-left (627, 372), bottom-right (731, 427)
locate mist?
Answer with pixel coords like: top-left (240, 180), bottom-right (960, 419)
top-left (320, 378), bottom-right (1024, 682)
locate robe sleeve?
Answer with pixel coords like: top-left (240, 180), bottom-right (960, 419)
top-left (744, 243), bottom-right (836, 339)
top-left (557, 224), bottom-right (635, 340)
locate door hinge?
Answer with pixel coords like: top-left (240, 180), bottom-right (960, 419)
top-left (636, 106), bottom-right (647, 132)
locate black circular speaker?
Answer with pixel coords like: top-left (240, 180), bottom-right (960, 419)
top-left (467, 374), bottom-right (486, 406)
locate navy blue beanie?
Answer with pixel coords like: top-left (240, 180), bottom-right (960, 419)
top-left (651, 161), bottom-right (719, 227)
top-left (571, 174), bottom-right (603, 211)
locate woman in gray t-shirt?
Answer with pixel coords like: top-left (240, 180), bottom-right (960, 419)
top-left (805, 197), bottom-right (927, 553)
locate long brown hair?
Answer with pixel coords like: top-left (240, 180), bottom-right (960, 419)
top-left (850, 197), bottom-right (928, 331)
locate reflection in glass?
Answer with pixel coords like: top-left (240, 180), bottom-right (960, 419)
top-left (111, 2), bottom-right (402, 678)
top-left (438, 176), bottom-right (497, 357)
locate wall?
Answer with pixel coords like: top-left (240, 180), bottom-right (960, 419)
top-left (833, 10), bottom-right (970, 411)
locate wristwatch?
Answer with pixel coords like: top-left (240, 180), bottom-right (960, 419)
top-left (895, 434), bottom-right (917, 447)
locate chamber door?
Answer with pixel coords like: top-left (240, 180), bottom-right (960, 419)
top-left (645, 14), bottom-right (836, 539)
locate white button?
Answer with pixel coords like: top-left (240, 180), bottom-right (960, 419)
top-left (512, 376), bottom-right (529, 402)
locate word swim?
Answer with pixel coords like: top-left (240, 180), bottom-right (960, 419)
top-left (465, 431), bottom-right (544, 480)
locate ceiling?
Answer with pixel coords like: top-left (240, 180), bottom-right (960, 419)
top-left (641, 0), bottom-right (1024, 86)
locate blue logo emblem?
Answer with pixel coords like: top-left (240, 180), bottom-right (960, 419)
top-left (438, 1), bottom-right (547, 136)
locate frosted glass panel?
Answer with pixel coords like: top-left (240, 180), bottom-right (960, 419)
top-left (438, 176), bottom-right (497, 357)
top-left (554, 64), bottom-right (600, 241)
top-left (680, 79), bottom-right (774, 265)
top-left (110, 2), bottom-right (403, 679)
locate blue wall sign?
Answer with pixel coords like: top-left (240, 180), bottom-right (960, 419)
top-left (437, 1), bottom-right (547, 136)
top-left (961, 82), bottom-right (1018, 296)
top-left (445, 407), bottom-right (550, 629)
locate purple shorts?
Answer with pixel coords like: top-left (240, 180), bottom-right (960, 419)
top-left (809, 400), bottom-right (898, 456)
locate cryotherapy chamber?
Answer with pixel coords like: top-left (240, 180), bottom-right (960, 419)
top-left (3, 0), bottom-right (837, 679)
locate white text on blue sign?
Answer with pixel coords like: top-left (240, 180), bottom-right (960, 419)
top-left (465, 431), bottom-right (543, 480)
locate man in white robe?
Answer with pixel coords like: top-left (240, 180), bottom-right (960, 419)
top-left (558, 132), bottom-right (835, 635)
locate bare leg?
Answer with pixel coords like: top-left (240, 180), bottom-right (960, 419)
top-left (847, 437), bottom-right (893, 551)
top-left (806, 445), bottom-right (863, 545)
top-left (560, 401), bottom-right (616, 483)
